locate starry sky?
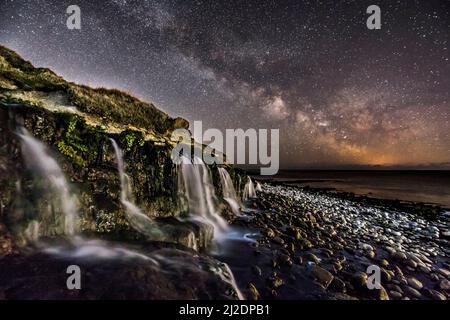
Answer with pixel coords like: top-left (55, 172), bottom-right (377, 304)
top-left (1, 0), bottom-right (449, 169)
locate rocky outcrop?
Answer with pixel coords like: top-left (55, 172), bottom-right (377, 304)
top-left (0, 46), bottom-right (244, 253)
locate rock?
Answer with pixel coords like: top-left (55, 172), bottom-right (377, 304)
top-left (0, 246), bottom-right (243, 300)
top-left (300, 239), bottom-right (313, 250)
top-left (404, 286), bottom-right (422, 299)
top-left (352, 271), bottom-right (368, 288)
top-left (305, 253), bottom-right (321, 264)
top-left (378, 286), bottom-right (390, 300)
top-left (385, 247), bottom-right (396, 255)
top-left (407, 277), bottom-right (423, 290)
top-left (329, 277), bottom-right (346, 293)
top-left (425, 289), bottom-right (446, 300)
top-left (389, 290), bottom-right (403, 300)
top-left (265, 228), bottom-right (276, 238)
top-left (406, 259), bottom-right (417, 268)
top-left (380, 259), bottom-right (389, 267)
top-left (268, 273), bottom-right (284, 289)
top-left (248, 283), bottom-right (260, 300)
top-left (294, 229), bottom-right (302, 240)
top-left (273, 237), bottom-right (285, 246)
top-left (381, 268), bottom-right (392, 282)
top-left (391, 251), bottom-right (407, 261)
top-left (418, 265), bottom-right (431, 273)
top-left (251, 265), bottom-right (262, 277)
top-left (388, 284), bottom-right (404, 294)
top-left (277, 253), bottom-right (292, 266)
top-left (437, 268), bottom-right (450, 278)
top-left (311, 266), bottom-right (334, 288)
top-left (439, 279), bottom-right (450, 291)
top-left (359, 243), bottom-right (374, 251)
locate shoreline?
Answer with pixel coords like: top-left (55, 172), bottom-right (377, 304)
top-left (254, 176), bottom-right (450, 212)
top-left (222, 182), bottom-right (450, 300)
top-left (0, 182), bottom-right (449, 300)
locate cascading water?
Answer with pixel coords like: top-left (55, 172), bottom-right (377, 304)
top-left (110, 138), bottom-right (164, 239)
top-left (242, 176), bottom-right (257, 201)
top-left (255, 181), bottom-right (262, 192)
top-left (18, 128), bottom-right (79, 239)
top-left (178, 156), bottom-right (228, 237)
top-left (218, 167), bottom-right (241, 216)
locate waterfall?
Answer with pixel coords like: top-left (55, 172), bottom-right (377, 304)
top-left (110, 139), bottom-right (163, 239)
top-left (255, 181), bottom-right (262, 192)
top-left (218, 167), bottom-right (241, 216)
top-left (18, 128), bottom-right (79, 238)
top-left (178, 156), bottom-right (228, 237)
top-left (242, 176), bottom-right (257, 201)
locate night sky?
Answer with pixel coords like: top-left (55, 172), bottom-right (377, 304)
top-left (1, 0), bottom-right (449, 168)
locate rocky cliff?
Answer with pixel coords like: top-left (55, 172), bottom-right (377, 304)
top-left (0, 45), bottom-right (243, 255)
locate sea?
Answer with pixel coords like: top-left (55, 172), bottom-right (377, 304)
top-left (255, 170), bottom-right (450, 209)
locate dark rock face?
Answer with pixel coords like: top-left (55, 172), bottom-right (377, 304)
top-left (0, 241), bottom-right (241, 300)
top-left (0, 103), bottom-right (212, 251)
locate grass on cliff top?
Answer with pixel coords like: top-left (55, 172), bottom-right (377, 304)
top-left (0, 45), bottom-right (188, 134)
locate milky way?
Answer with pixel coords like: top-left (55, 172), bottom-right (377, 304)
top-left (1, 0), bottom-right (449, 168)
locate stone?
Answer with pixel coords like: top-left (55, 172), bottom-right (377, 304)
top-left (439, 279), bottom-right (450, 291)
top-left (378, 286), bottom-right (390, 300)
top-left (311, 266), bottom-right (334, 288)
top-left (268, 274), bottom-right (284, 289)
top-left (425, 289), bottom-right (446, 300)
top-left (391, 251), bottom-right (407, 261)
top-left (251, 265), bottom-right (262, 277)
top-left (352, 271), bottom-right (368, 288)
top-left (381, 268), bottom-right (391, 282)
top-left (273, 237), bottom-right (285, 245)
top-left (418, 265), bottom-right (431, 273)
top-left (329, 277), bottom-right (346, 293)
top-left (277, 253), bottom-right (293, 266)
top-left (407, 277), bottom-right (423, 290)
top-left (380, 259), bottom-right (389, 267)
top-left (265, 228), bottom-right (276, 238)
top-left (305, 253), bottom-right (321, 264)
top-left (437, 268), bottom-right (450, 278)
top-left (404, 286), bottom-right (422, 299)
top-left (248, 283), bottom-right (260, 300)
top-left (389, 290), bottom-right (402, 300)
top-left (406, 259), bottom-right (417, 268)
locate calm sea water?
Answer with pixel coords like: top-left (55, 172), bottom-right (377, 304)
top-left (256, 171), bottom-right (450, 209)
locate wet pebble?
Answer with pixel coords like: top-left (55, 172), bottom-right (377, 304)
top-left (403, 286), bottom-right (422, 299)
top-left (407, 277), bottom-right (423, 290)
top-left (389, 290), bottom-right (402, 300)
top-left (311, 266), bottom-right (334, 288)
top-left (248, 283), bottom-right (260, 300)
top-left (439, 279), bottom-right (450, 291)
top-left (425, 289), bottom-right (446, 300)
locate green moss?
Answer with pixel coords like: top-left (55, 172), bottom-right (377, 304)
top-left (95, 210), bottom-right (130, 233)
top-left (119, 130), bottom-right (145, 152)
top-left (56, 140), bottom-right (86, 166)
top-left (55, 114), bottom-right (90, 167)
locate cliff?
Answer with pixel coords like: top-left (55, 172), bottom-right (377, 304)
top-left (0, 45), bottom-right (243, 255)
